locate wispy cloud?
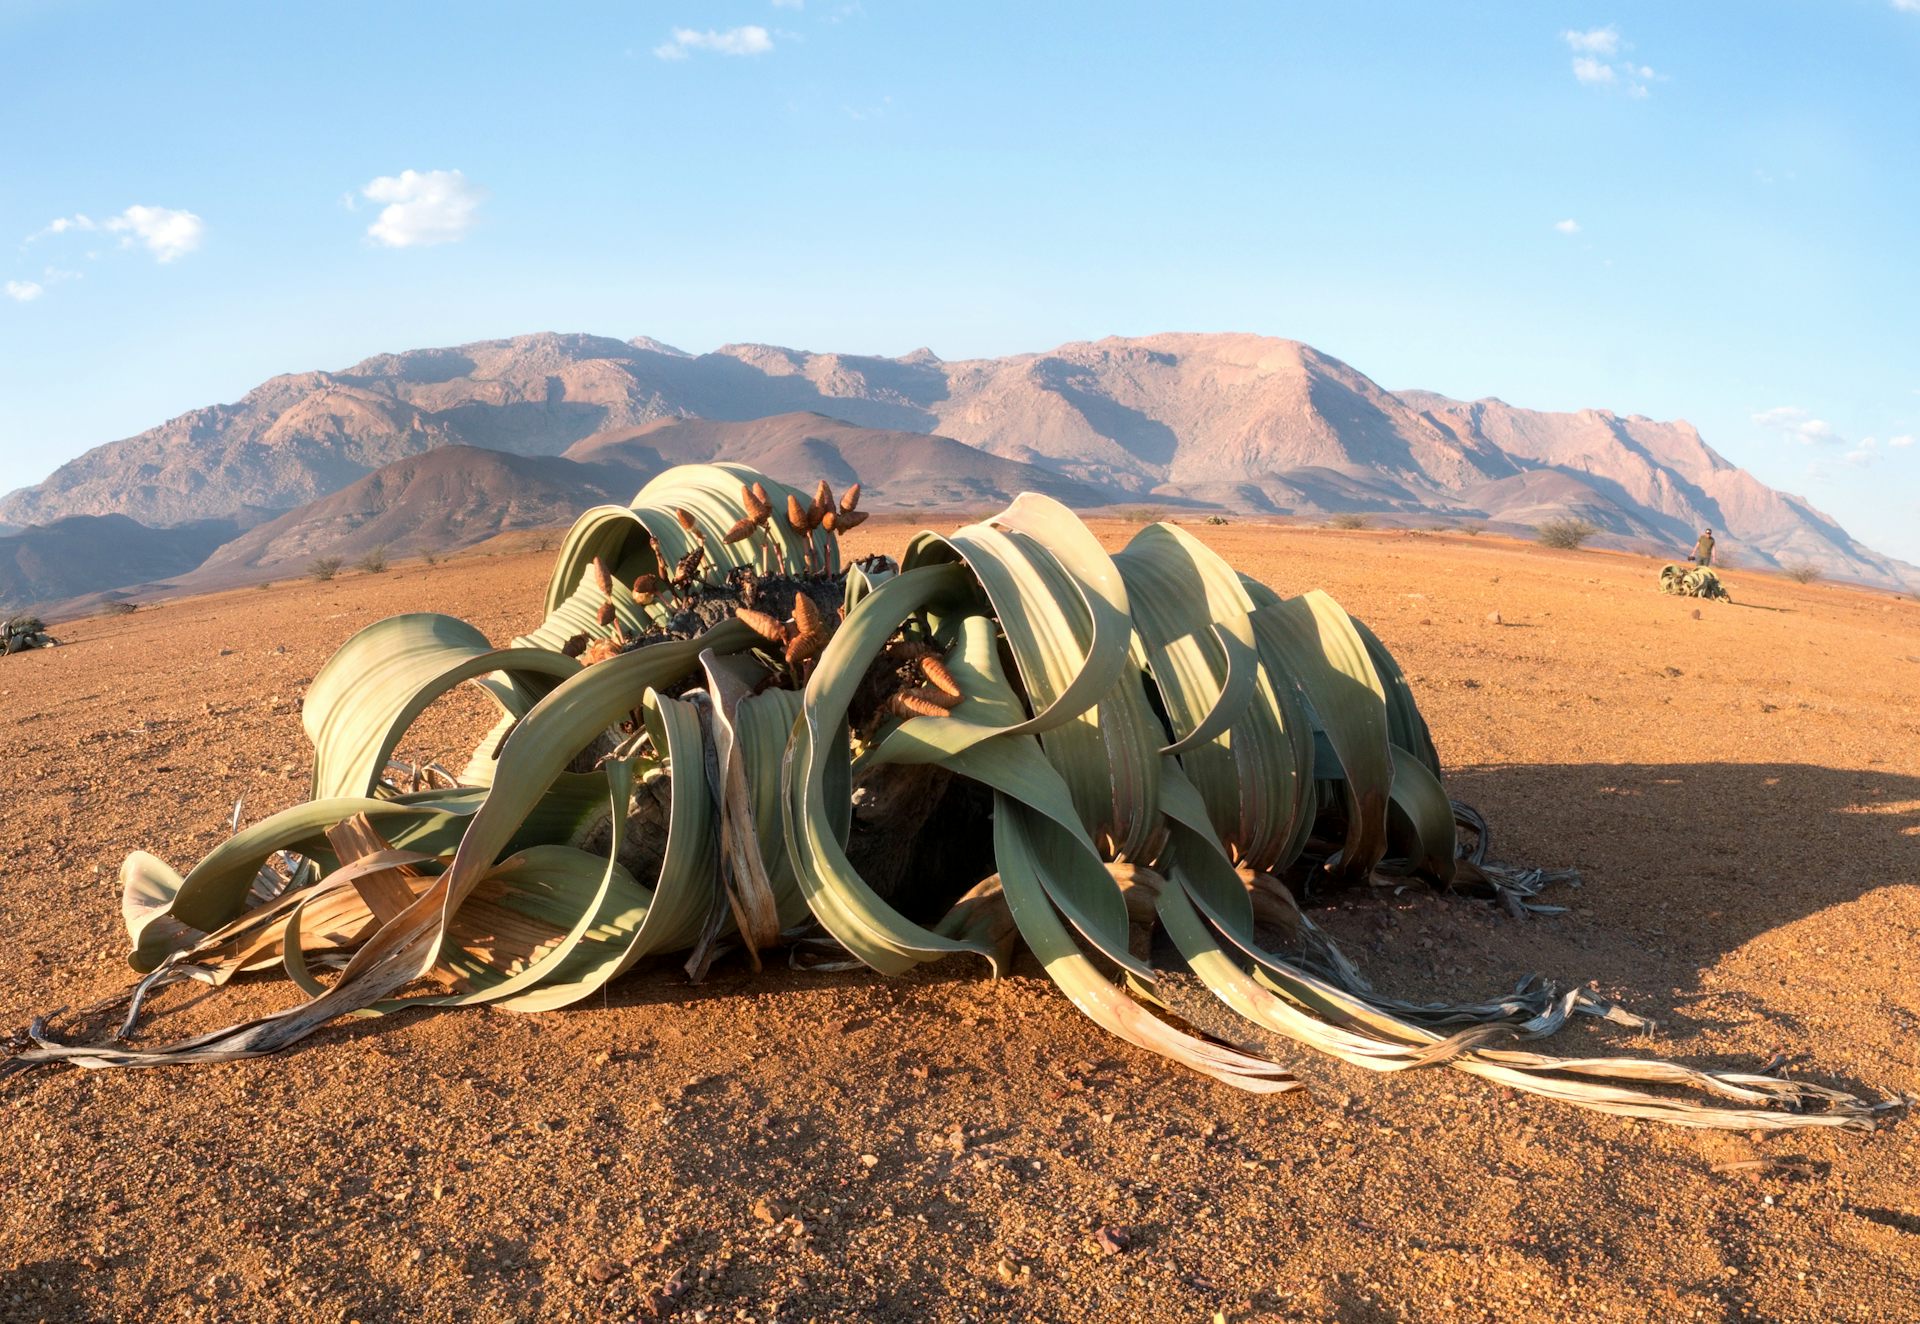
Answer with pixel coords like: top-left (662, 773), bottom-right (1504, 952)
top-left (4, 280), bottom-right (43, 302)
top-left (1554, 218), bottom-right (1581, 235)
top-left (1563, 25), bottom-right (1620, 55)
top-left (1754, 405), bottom-right (1843, 446)
top-left (26, 205), bottom-right (205, 262)
top-left (1890, 435), bottom-right (1915, 448)
top-left (360, 169), bottom-right (484, 248)
top-left (1563, 27), bottom-right (1660, 96)
top-left (654, 25), bottom-right (774, 59)
top-left (1894, 0), bottom-right (1920, 13)
top-left (771, 0), bottom-right (804, 7)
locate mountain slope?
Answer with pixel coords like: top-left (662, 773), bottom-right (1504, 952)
top-left (174, 416), bottom-right (1109, 592)
top-left (190, 446), bottom-right (628, 577)
top-left (2, 331), bottom-right (1908, 589)
top-left (0, 515), bottom-right (244, 611)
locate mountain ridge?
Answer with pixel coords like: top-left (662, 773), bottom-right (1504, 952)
top-left (2, 330), bottom-right (1909, 591)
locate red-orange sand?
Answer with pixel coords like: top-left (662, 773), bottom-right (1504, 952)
top-left (1, 521), bottom-right (1915, 1322)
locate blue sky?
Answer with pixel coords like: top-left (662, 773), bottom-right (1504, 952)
top-left (3, 1), bottom-right (1917, 559)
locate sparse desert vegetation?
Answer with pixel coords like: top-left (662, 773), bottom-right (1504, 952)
top-left (1782, 562), bottom-right (1823, 584)
top-left (307, 555), bottom-right (343, 582)
top-left (1535, 515), bottom-right (1600, 549)
top-left (354, 543), bottom-right (390, 574)
top-left (1327, 512), bottom-right (1372, 529)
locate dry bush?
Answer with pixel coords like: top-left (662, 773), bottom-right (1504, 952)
top-left (356, 545), bottom-right (390, 575)
top-left (1327, 512), bottom-right (1372, 530)
top-left (1782, 562), bottom-right (1822, 584)
top-left (1535, 517), bottom-right (1600, 550)
top-left (101, 600), bottom-right (139, 616)
top-left (308, 556), bottom-right (344, 582)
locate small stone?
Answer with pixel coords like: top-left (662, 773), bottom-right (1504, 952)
top-left (581, 1258), bottom-right (626, 1284)
top-left (1092, 1225), bottom-right (1131, 1256)
top-left (858, 1153), bottom-right (879, 1168)
top-left (1487, 611), bottom-right (1502, 624)
top-left (751, 1197), bottom-right (778, 1225)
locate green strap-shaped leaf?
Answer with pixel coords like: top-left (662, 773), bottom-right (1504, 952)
top-left (1115, 523), bottom-right (1307, 868)
top-left (1349, 612), bottom-right (1442, 778)
top-left (1248, 590), bottom-right (1393, 883)
top-left (304, 612), bottom-right (578, 800)
top-left (783, 563), bottom-right (996, 975)
top-left (1385, 743), bottom-right (1457, 882)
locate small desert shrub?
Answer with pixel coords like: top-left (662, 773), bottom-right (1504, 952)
top-left (1535, 517), bottom-right (1600, 550)
top-left (421, 549), bottom-right (439, 567)
top-left (1117, 506), bottom-right (1166, 524)
top-left (1203, 514), bottom-right (1231, 526)
top-left (1781, 562), bottom-right (1822, 584)
top-left (102, 600), bottom-right (139, 616)
top-left (256, 580), bottom-right (274, 591)
top-left (309, 556), bottom-right (344, 582)
top-left (1457, 521), bottom-right (1484, 536)
top-left (356, 545), bottom-right (390, 575)
top-left (1327, 513), bottom-right (1372, 530)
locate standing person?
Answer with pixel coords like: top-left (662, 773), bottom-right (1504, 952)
top-left (1693, 528), bottom-right (1715, 567)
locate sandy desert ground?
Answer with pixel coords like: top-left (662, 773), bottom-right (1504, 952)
top-left (1, 520), bottom-right (1916, 1323)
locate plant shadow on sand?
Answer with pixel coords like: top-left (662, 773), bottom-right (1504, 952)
top-left (21, 762), bottom-right (1914, 1121)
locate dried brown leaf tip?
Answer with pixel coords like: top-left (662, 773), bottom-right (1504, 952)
top-left (840, 482), bottom-right (861, 514)
top-left (721, 515), bottom-right (757, 543)
top-left (792, 592), bottom-right (825, 639)
top-left (580, 638), bottom-right (623, 667)
top-left (786, 493), bottom-right (812, 535)
top-left (736, 608), bottom-right (789, 645)
top-left (674, 507), bottom-right (699, 534)
top-left (887, 687), bottom-right (958, 719)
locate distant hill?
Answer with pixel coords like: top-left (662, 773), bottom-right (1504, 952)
top-left (0, 515), bottom-right (243, 612)
top-left (1, 330), bottom-right (1911, 590)
top-left (189, 446), bottom-right (626, 579)
top-left (173, 417), bottom-right (1109, 588)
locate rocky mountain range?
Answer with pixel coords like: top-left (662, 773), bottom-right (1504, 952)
top-left (1, 330), bottom-right (1911, 605)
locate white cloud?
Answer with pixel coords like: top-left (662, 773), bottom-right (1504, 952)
top-left (1563, 26), bottom-right (1621, 56)
top-left (102, 205), bottom-right (205, 262)
top-left (1844, 438), bottom-right (1881, 467)
top-left (1554, 218), bottom-right (1581, 234)
top-left (1754, 405), bottom-right (1843, 446)
top-left (655, 25), bottom-right (774, 59)
top-left (1564, 27), bottom-right (1660, 95)
top-left (26, 206), bottom-right (203, 262)
top-left (1890, 435), bottom-right (1915, 448)
top-left (4, 280), bottom-right (43, 302)
top-left (360, 169), bottom-right (484, 248)
top-left (1571, 56), bottom-right (1616, 85)
top-left (772, 0), bottom-right (804, 7)
top-left (1895, 0), bottom-right (1920, 13)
